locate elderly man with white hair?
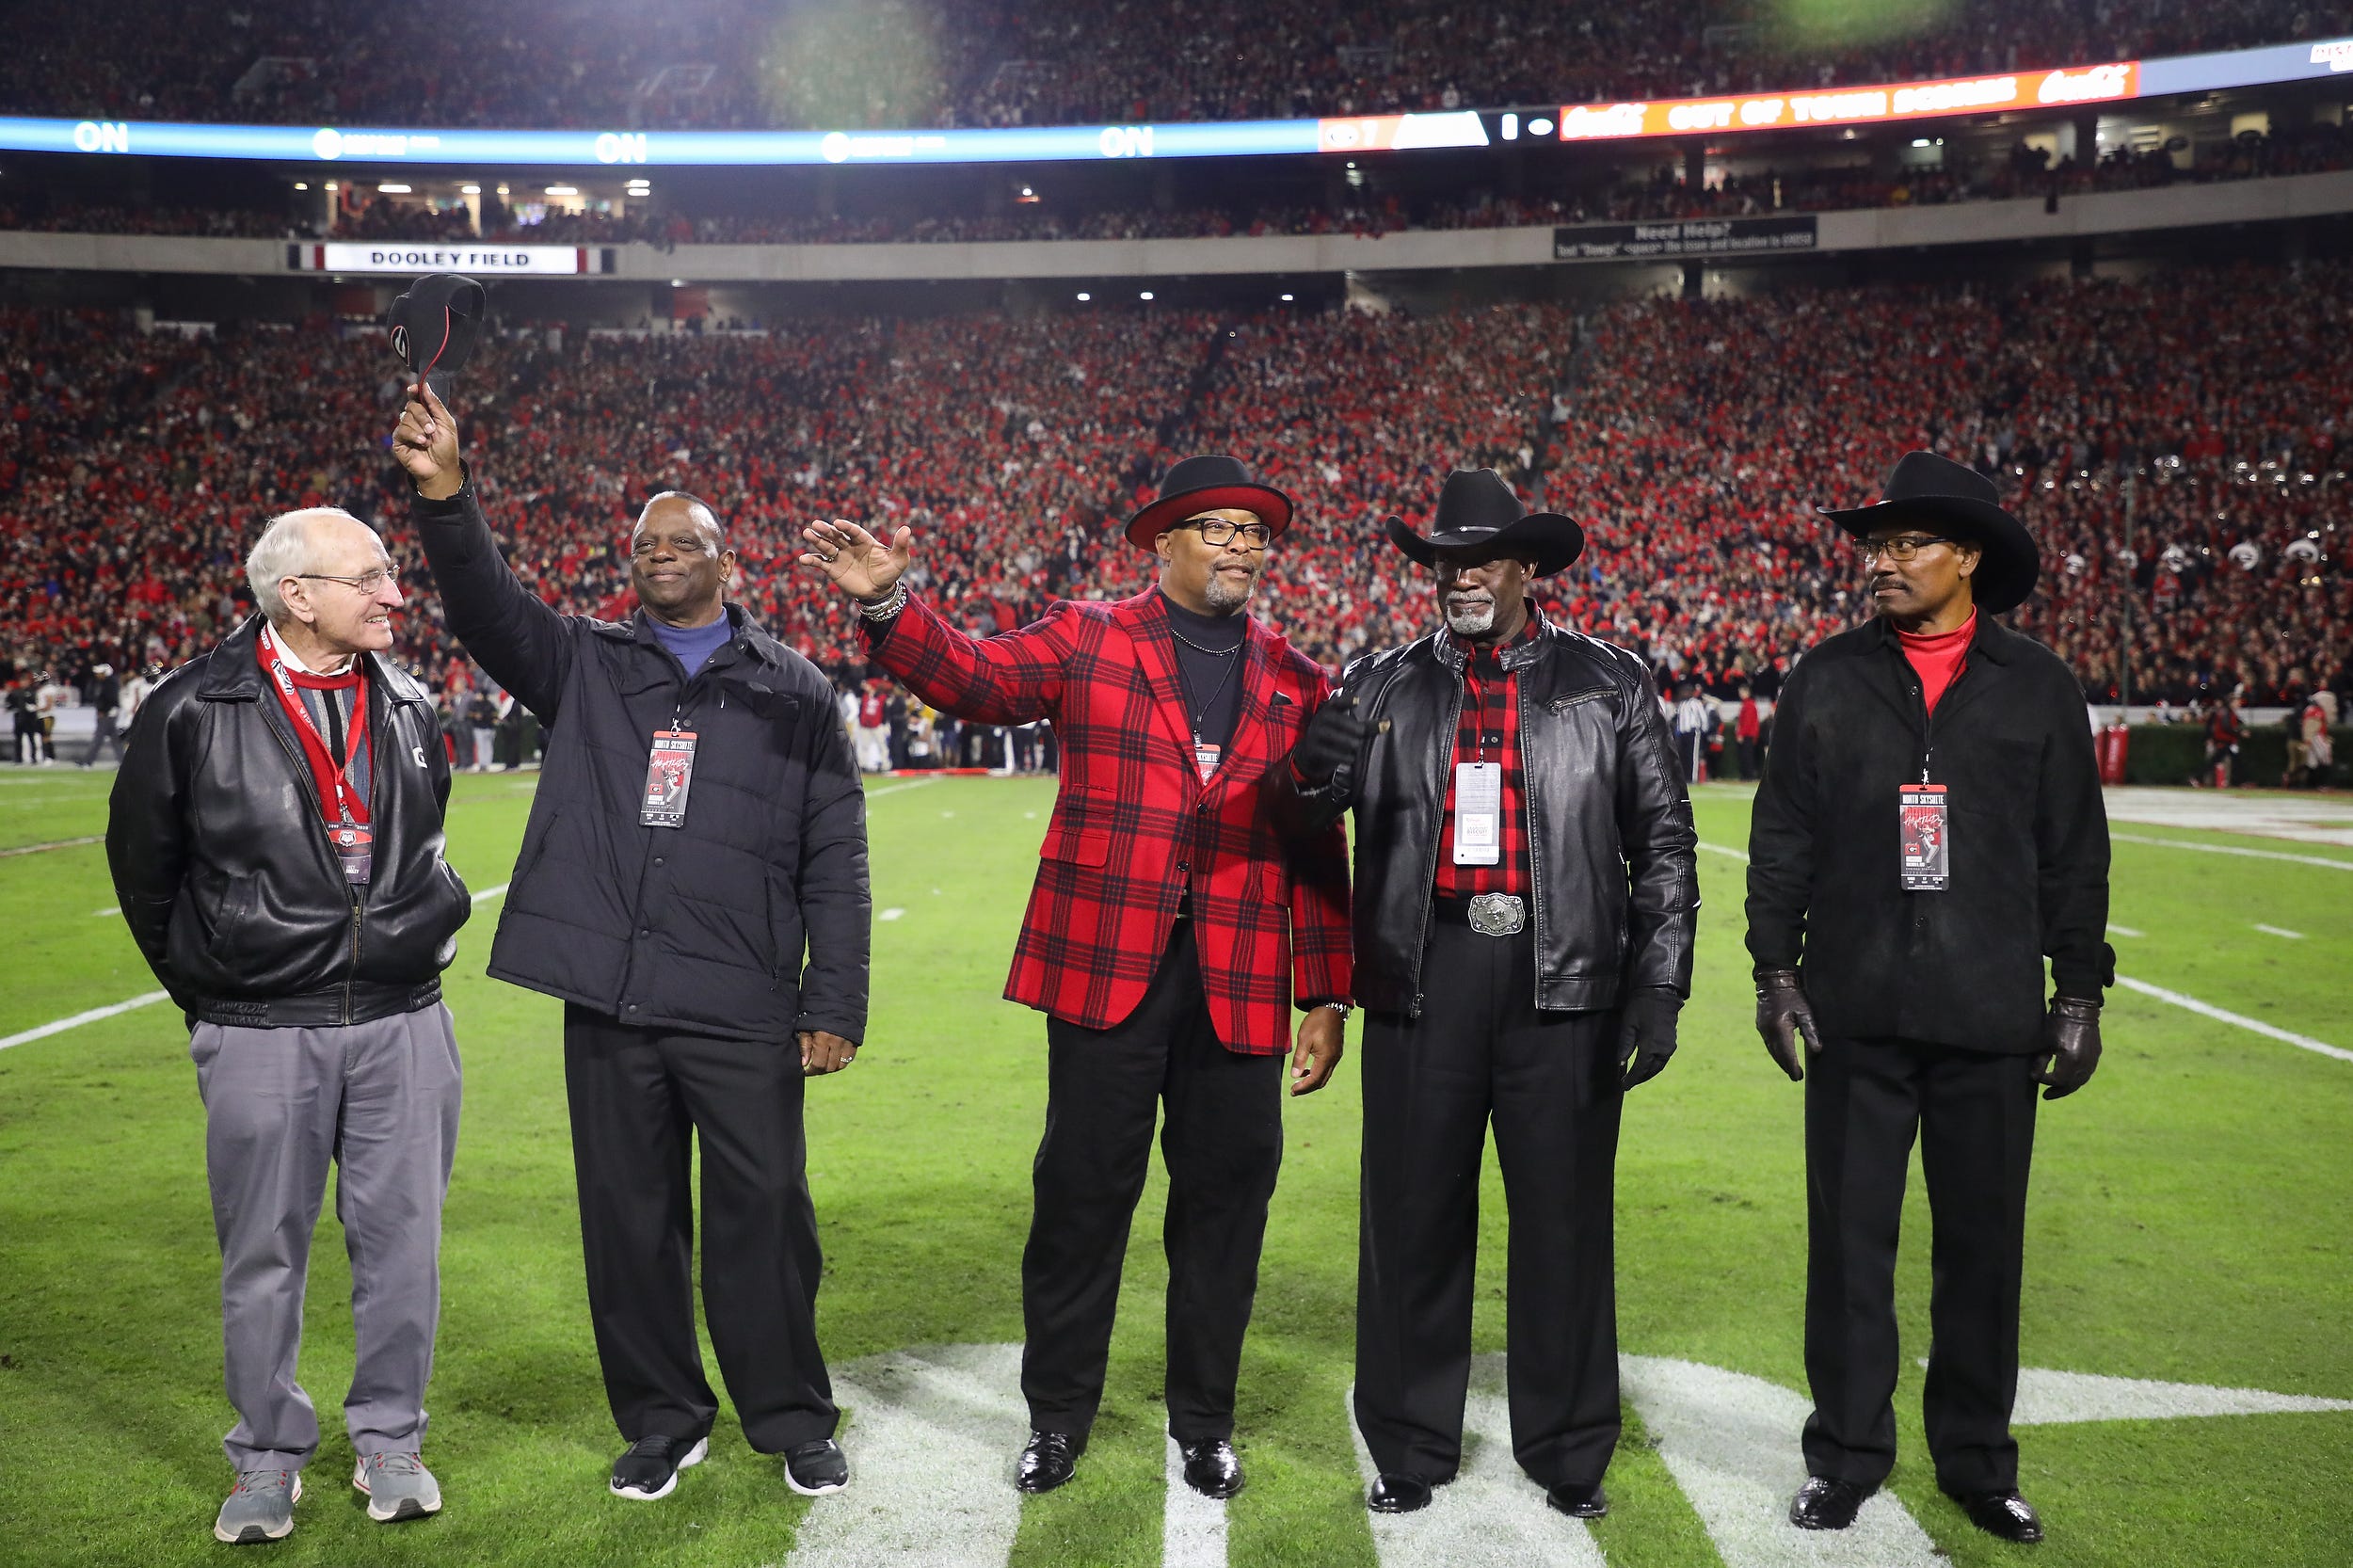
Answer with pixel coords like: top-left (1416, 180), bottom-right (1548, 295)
top-left (107, 505), bottom-right (473, 1546)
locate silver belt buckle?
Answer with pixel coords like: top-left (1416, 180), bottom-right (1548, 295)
top-left (1467, 892), bottom-right (1526, 936)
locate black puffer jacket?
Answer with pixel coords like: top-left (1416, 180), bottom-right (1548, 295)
top-left (1283, 617), bottom-right (1699, 1017)
top-left (107, 616), bottom-right (471, 1028)
top-left (412, 480), bottom-right (869, 1045)
top-left (1745, 614), bottom-right (2111, 1051)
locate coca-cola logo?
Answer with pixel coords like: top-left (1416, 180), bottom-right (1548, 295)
top-left (2037, 64), bottom-right (2132, 104)
top-left (1560, 103), bottom-right (1648, 140)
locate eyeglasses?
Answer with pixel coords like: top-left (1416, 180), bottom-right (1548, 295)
top-left (1855, 535), bottom-right (1960, 566)
top-left (297, 566), bottom-right (401, 594)
top-left (1182, 518), bottom-right (1273, 551)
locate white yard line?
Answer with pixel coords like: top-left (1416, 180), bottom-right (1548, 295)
top-left (91, 905), bottom-right (119, 918)
top-left (878, 907), bottom-right (905, 921)
top-left (4, 881), bottom-right (509, 1055)
top-left (1697, 841), bottom-right (1751, 862)
top-left (0, 992), bottom-right (170, 1052)
top-left (2106, 923), bottom-right (2144, 938)
top-left (865, 777), bottom-right (944, 801)
top-left (0, 835), bottom-right (101, 857)
top-left (2110, 831), bottom-right (2353, 872)
top-left (2253, 923), bottom-right (2306, 940)
top-left (1162, 1434), bottom-right (1229, 1568)
top-left (2115, 977), bottom-right (2353, 1064)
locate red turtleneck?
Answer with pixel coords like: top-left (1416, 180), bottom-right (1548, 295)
top-left (1895, 610), bottom-right (1977, 715)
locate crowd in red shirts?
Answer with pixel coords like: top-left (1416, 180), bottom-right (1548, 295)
top-left (4, 0), bottom-right (2345, 132)
top-left (5, 263), bottom-right (2345, 718)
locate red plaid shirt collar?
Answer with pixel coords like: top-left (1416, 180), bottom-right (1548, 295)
top-left (1434, 610), bottom-right (1542, 899)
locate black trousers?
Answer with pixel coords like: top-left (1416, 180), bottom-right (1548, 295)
top-left (562, 1004), bottom-right (837, 1452)
top-left (1022, 920), bottom-right (1285, 1446)
top-left (1803, 1035), bottom-right (2038, 1495)
top-left (1354, 918), bottom-right (1625, 1489)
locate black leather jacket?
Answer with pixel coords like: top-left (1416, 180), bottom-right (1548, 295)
top-left (106, 616), bottom-right (471, 1028)
top-left (1282, 617), bottom-right (1699, 1017)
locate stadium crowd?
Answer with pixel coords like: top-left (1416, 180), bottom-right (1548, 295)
top-left (4, 0), bottom-right (2347, 132)
top-left (4, 264), bottom-right (2345, 734)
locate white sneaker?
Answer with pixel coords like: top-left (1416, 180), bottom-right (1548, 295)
top-left (354, 1451), bottom-right (442, 1521)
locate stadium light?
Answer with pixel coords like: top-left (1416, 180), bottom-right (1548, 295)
top-left (1140, 291), bottom-right (1154, 300)
top-left (545, 184), bottom-right (579, 196)
top-left (1280, 293), bottom-right (1295, 301)
top-left (670, 278), bottom-right (689, 288)
top-left (293, 182), bottom-right (307, 190)
top-left (496, 184), bottom-right (510, 196)
top-left (323, 181), bottom-right (338, 191)
top-left (1076, 292), bottom-right (1091, 301)
top-left (460, 184), bottom-right (481, 194)
top-left (377, 184), bottom-right (411, 193)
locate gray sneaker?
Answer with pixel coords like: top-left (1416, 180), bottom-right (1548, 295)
top-left (214, 1469), bottom-right (301, 1544)
top-left (354, 1451), bottom-right (443, 1522)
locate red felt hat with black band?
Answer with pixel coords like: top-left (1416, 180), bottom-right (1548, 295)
top-left (1123, 454), bottom-right (1295, 551)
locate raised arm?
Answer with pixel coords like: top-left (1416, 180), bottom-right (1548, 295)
top-left (394, 383), bottom-right (576, 722)
top-left (799, 519), bottom-right (1071, 725)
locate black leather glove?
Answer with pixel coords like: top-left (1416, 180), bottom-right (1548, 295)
top-left (2034, 995), bottom-right (2103, 1099)
top-left (1616, 988), bottom-right (1681, 1090)
top-left (1289, 693), bottom-right (1367, 790)
top-left (1754, 968), bottom-right (1823, 1082)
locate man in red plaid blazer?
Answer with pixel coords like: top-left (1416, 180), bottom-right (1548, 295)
top-left (799, 455), bottom-right (1352, 1503)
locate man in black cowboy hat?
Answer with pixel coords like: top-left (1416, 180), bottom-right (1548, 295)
top-left (1746, 450), bottom-right (2111, 1544)
top-left (1278, 468), bottom-right (1699, 1520)
top-left (799, 454), bottom-right (1352, 1500)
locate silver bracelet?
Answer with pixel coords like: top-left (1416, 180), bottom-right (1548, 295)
top-left (1316, 1000), bottom-right (1352, 1019)
top-left (856, 580), bottom-right (909, 621)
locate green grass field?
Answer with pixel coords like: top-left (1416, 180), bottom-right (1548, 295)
top-left (2, 767), bottom-right (2347, 1567)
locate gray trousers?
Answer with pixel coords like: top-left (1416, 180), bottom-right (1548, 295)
top-left (190, 1003), bottom-right (462, 1471)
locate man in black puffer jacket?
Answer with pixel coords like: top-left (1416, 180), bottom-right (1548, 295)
top-left (108, 505), bottom-right (472, 1545)
top-left (393, 382), bottom-right (868, 1506)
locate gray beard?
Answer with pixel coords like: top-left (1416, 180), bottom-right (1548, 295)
top-left (1445, 600), bottom-right (1497, 637)
top-left (1203, 573), bottom-right (1253, 614)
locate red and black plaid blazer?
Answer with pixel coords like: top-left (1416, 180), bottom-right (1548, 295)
top-left (867, 588), bottom-right (1351, 1055)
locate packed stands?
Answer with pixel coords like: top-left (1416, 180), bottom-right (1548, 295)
top-left (3, 0), bottom-right (2345, 133)
top-left (4, 264), bottom-right (2345, 712)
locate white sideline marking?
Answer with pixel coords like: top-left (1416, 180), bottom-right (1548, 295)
top-left (879, 908), bottom-right (905, 921)
top-left (2110, 831), bottom-right (2353, 871)
top-left (2106, 923), bottom-right (2144, 937)
top-left (0, 992), bottom-right (171, 1052)
top-left (1163, 1434), bottom-right (1228, 1568)
top-left (4, 881), bottom-right (507, 1055)
top-left (866, 777), bottom-right (943, 801)
top-left (1697, 841), bottom-right (1750, 862)
top-left (2253, 923), bottom-right (2306, 940)
top-left (92, 905), bottom-right (119, 918)
top-left (1620, 1354), bottom-right (1945, 1568)
top-left (2116, 977), bottom-right (2352, 1063)
top-left (1348, 1356), bottom-right (1607, 1568)
top-left (786, 1343), bottom-right (1027, 1567)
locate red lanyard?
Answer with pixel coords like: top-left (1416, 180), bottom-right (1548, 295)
top-left (262, 633), bottom-right (369, 824)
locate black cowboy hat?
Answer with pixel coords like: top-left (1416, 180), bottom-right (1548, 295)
top-left (386, 273), bottom-right (488, 400)
top-left (1124, 454), bottom-right (1295, 551)
top-left (1819, 450), bottom-right (2040, 615)
top-left (1384, 469), bottom-right (1584, 577)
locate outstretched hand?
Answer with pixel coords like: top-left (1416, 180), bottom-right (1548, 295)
top-left (798, 519), bottom-right (913, 602)
top-left (392, 382), bottom-right (463, 501)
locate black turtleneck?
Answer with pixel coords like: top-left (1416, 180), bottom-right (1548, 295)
top-left (1160, 591), bottom-right (1247, 755)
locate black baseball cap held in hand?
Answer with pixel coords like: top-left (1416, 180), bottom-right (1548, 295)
top-left (1818, 449), bottom-right (2041, 614)
top-left (1384, 468), bottom-right (1585, 577)
top-left (386, 274), bottom-right (487, 400)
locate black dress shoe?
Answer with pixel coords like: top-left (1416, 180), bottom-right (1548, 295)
top-left (1367, 1472), bottom-right (1433, 1513)
top-left (1015, 1431), bottom-right (1080, 1494)
top-left (1178, 1439), bottom-right (1244, 1499)
top-left (1955, 1489), bottom-right (2044, 1544)
top-left (1546, 1481), bottom-right (1609, 1519)
top-left (1788, 1475), bottom-right (1873, 1530)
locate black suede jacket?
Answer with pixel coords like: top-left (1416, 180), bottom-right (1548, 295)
top-left (106, 615), bottom-right (470, 1028)
top-left (1281, 616), bottom-right (1699, 1017)
top-left (1744, 614), bottom-right (2113, 1053)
